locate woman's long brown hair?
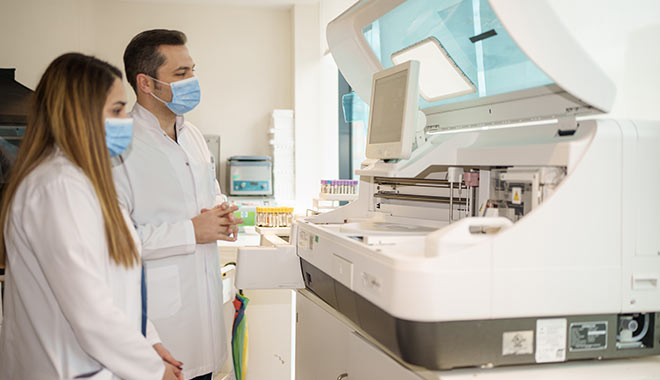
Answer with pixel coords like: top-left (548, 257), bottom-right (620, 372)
top-left (0, 53), bottom-right (138, 268)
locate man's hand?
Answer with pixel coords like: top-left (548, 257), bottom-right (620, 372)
top-left (162, 362), bottom-right (183, 380)
top-left (154, 343), bottom-right (183, 380)
top-left (191, 202), bottom-right (243, 243)
top-left (153, 343), bottom-right (182, 369)
top-left (204, 203), bottom-right (243, 241)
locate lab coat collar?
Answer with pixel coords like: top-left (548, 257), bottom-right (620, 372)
top-left (52, 144), bottom-right (71, 160)
top-left (132, 103), bottom-right (186, 136)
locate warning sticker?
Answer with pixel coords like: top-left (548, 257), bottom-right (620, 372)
top-left (569, 321), bottom-right (608, 351)
top-left (535, 318), bottom-right (567, 363)
top-left (502, 330), bottom-right (534, 356)
top-left (511, 187), bottom-right (522, 205)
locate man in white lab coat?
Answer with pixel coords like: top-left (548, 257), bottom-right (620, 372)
top-left (113, 29), bottom-right (241, 380)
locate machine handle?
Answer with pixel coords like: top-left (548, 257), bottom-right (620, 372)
top-left (337, 373), bottom-right (348, 380)
top-left (425, 217), bottom-right (513, 257)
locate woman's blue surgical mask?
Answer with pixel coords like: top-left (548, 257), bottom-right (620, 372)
top-left (105, 117), bottom-right (133, 157)
top-left (150, 76), bottom-right (201, 115)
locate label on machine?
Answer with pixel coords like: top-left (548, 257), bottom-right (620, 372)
top-left (502, 330), bottom-right (534, 356)
top-left (298, 229), bottom-right (313, 249)
top-left (535, 318), bottom-right (567, 363)
top-left (568, 321), bottom-right (608, 351)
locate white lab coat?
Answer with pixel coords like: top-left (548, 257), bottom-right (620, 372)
top-left (112, 104), bottom-right (227, 379)
top-left (0, 149), bottom-right (164, 380)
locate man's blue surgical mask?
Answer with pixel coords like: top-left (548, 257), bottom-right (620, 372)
top-left (150, 76), bottom-right (201, 115)
top-left (105, 117), bottom-right (133, 157)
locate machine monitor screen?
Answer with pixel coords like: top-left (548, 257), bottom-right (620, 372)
top-left (369, 70), bottom-right (407, 144)
top-left (366, 60), bottom-right (419, 160)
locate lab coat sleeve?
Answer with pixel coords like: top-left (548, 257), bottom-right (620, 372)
top-left (136, 220), bottom-right (197, 260)
top-left (22, 179), bottom-right (164, 380)
top-left (113, 156), bottom-right (197, 261)
top-left (146, 318), bottom-right (162, 346)
top-left (214, 178), bottom-right (227, 207)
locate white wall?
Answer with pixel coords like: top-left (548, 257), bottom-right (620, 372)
top-left (318, 0), bottom-right (356, 180)
top-left (0, 0), bottom-right (293, 192)
top-left (0, 0), bottom-right (82, 87)
top-left (291, 0), bottom-right (356, 211)
top-left (292, 3), bottom-right (321, 210)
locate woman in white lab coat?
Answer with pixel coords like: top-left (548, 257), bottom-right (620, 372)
top-left (0, 53), bottom-right (180, 380)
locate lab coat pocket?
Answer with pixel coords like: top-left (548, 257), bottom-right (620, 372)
top-left (146, 265), bottom-right (182, 320)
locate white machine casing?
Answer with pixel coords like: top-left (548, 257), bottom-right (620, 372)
top-left (235, 0), bottom-right (660, 372)
top-left (299, 0), bottom-right (660, 370)
top-left (299, 119), bottom-right (660, 321)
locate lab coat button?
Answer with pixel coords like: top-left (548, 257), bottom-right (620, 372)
top-left (185, 162), bottom-right (190, 166)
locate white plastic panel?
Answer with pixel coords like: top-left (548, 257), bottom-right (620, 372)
top-left (347, 332), bottom-right (423, 380)
top-left (295, 291), bottom-right (350, 380)
top-left (620, 120), bottom-right (660, 312)
top-left (235, 245), bottom-right (304, 290)
top-left (490, 120), bottom-right (623, 318)
top-left (331, 253), bottom-right (354, 289)
top-left (634, 121), bottom-right (660, 257)
top-left (490, 0), bottom-right (615, 113)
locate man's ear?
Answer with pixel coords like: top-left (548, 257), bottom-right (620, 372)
top-left (136, 73), bottom-right (152, 95)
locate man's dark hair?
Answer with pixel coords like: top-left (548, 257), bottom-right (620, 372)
top-left (123, 29), bottom-right (187, 92)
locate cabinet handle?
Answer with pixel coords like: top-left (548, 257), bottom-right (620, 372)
top-left (337, 373), bottom-right (348, 380)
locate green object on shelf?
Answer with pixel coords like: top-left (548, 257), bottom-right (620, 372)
top-left (234, 210), bottom-right (256, 226)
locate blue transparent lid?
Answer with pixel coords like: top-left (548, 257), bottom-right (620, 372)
top-left (362, 0), bottom-right (554, 109)
top-left (342, 92), bottom-right (370, 123)
top-left (229, 156), bottom-right (272, 161)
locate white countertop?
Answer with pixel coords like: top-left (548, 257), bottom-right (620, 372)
top-left (425, 356), bottom-right (660, 379)
top-left (218, 226), bottom-right (261, 249)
